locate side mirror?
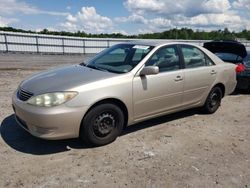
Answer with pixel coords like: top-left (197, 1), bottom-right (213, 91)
top-left (140, 66), bottom-right (159, 76)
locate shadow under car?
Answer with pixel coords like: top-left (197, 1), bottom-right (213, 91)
top-left (1, 109), bottom-right (199, 155)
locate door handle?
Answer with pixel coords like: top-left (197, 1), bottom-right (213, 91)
top-left (174, 75), bottom-right (183, 81)
top-left (210, 70), bottom-right (217, 75)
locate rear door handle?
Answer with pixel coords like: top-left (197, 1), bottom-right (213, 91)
top-left (174, 75), bottom-right (183, 81)
top-left (210, 70), bottom-right (217, 75)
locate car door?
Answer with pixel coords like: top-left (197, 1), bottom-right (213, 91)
top-left (180, 45), bottom-right (217, 106)
top-left (133, 45), bottom-right (184, 120)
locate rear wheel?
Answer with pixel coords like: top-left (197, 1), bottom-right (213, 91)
top-left (80, 103), bottom-right (124, 146)
top-left (202, 87), bottom-right (222, 114)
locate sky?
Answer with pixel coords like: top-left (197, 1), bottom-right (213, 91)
top-left (0, 0), bottom-right (250, 35)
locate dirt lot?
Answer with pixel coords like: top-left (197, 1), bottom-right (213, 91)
top-left (0, 53), bottom-right (249, 188)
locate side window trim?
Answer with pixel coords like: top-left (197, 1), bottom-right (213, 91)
top-left (204, 53), bottom-right (215, 66)
top-left (176, 44), bottom-right (185, 69)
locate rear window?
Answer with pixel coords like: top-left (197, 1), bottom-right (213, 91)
top-left (215, 52), bottom-right (243, 63)
top-left (244, 54), bottom-right (250, 66)
top-left (244, 54), bottom-right (250, 61)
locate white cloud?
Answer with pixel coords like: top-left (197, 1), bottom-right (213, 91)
top-left (121, 0), bottom-right (250, 32)
top-left (148, 17), bottom-right (171, 29)
top-left (233, 0), bottom-right (250, 10)
top-left (112, 30), bottom-right (129, 35)
top-left (115, 14), bottom-right (172, 32)
top-left (61, 7), bottom-right (113, 33)
top-left (0, 16), bottom-right (18, 27)
top-left (115, 14), bottom-right (147, 24)
top-left (0, 0), bottom-right (68, 16)
top-left (67, 15), bottom-right (77, 22)
top-left (175, 13), bottom-right (240, 28)
top-left (60, 21), bottom-right (78, 31)
top-left (173, 11), bottom-right (250, 31)
top-left (124, 0), bottom-right (164, 14)
top-left (124, 0), bottom-right (231, 17)
top-left (201, 0), bottom-right (231, 14)
top-left (138, 28), bottom-right (154, 34)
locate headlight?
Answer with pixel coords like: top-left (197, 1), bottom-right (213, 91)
top-left (27, 92), bottom-right (78, 107)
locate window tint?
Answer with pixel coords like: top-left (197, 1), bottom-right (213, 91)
top-left (95, 48), bottom-right (127, 64)
top-left (145, 46), bottom-right (180, 72)
top-left (132, 48), bottom-right (152, 64)
top-left (244, 54), bottom-right (250, 61)
top-left (181, 46), bottom-right (213, 68)
top-left (215, 52), bottom-right (243, 63)
top-left (244, 54), bottom-right (250, 66)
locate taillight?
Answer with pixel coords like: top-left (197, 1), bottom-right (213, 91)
top-left (235, 63), bottom-right (246, 73)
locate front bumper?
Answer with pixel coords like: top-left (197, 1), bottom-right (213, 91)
top-left (12, 91), bottom-right (88, 140)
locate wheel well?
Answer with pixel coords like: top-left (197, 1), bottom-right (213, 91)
top-left (214, 83), bottom-right (225, 98)
top-left (84, 98), bottom-right (128, 128)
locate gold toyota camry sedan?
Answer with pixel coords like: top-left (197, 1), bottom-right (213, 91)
top-left (12, 42), bottom-right (237, 146)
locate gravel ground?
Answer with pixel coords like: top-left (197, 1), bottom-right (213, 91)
top-left (0, 53), bottom-right (249, 188)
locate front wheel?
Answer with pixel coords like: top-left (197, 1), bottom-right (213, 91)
top-left (202, 87), bottom-right (222, 114)
top-left (80, 103), bottom-right (124, 146)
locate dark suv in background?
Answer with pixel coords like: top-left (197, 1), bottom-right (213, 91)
top-left (204, 40), bottom-right (250, 90)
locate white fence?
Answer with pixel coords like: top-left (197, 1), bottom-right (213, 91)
top-left (0, 31), bottom-right (249, 54)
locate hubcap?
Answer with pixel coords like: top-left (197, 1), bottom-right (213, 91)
top-left (93, 112), bottom-right (116, 137)
top-left (209, 90), bottom-right (220, 108)
top-left (210, 93), bottom-right (218, 106)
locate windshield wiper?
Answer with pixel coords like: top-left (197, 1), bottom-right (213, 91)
top-left (84, 63), bottom-right (124, 74)
top-left (86, 64), bottom-right (110, 72)
top-left (80, 62), bottom-right (87, 66)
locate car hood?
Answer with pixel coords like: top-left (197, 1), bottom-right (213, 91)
top-left (203, 41), bottom-right (247, 58)
top-left (20, 65), bottom-right (117, 94)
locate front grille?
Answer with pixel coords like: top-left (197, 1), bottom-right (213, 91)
top-left (18, 88), bottom-right (34, 101)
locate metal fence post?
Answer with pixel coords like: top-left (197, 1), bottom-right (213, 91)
top-left (36, 35), bottom-right (39, 53)
top-left (62, 38), bottom-right (65, 54)
top-left (107, 40), bottom-right (110, 48)
top-left (83, 39), bottom-right (86, 54)
top-left (4, 33), bottom-right (8, 52)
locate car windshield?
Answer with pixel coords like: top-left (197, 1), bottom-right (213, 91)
top-left (215, 52), bottom-right (243, 63)
top-left (83, 44), bottom-right (154, 73)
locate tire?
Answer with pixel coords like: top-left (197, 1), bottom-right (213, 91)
top-left (202, 87), bottom-right (222, 114)
top-left (80, 103), bottom-right (124, 146)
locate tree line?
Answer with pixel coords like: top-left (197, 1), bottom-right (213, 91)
top-left (1, 27), bottom-right (250, 40)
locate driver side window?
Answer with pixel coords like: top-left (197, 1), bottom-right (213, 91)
top-left (145, 46), bottom-right (180, 73)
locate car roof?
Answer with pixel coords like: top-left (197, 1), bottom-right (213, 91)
top-left (121, 40), bottom-right (200, 47)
